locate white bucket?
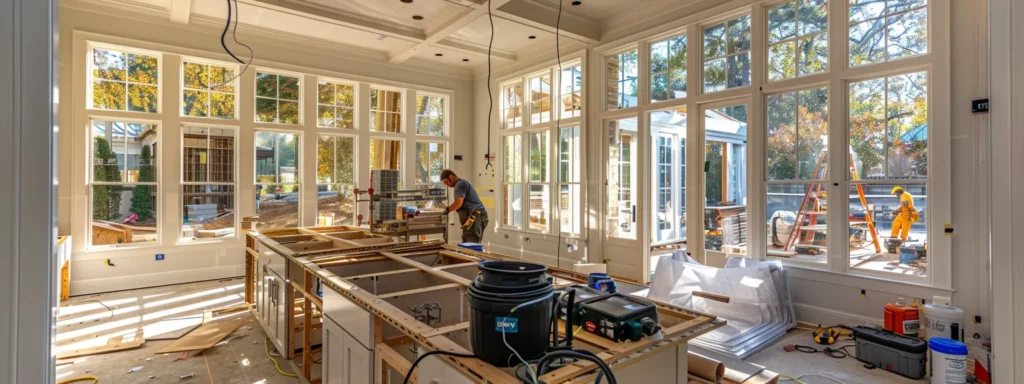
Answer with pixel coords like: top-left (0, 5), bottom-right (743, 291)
top-left (930, 338), bottom-right (968, 384)
top-left (923, 303), bottom-right (966, 341)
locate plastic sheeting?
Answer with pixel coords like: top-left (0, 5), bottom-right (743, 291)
top-left (646, 254), bottom-right (796, 359)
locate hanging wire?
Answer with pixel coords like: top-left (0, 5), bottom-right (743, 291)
top-left (210, 0), bottom-right (254, 90)
top-left (484, 0), bottom-right (495, 169)
top-left (554, 0), bottom-right (565, 264)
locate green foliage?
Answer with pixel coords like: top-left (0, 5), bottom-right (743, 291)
top-left (92, 137), bottom-right (121, 221)
top-left (705, 143), bottom-right (723, 204)
top-left (130, 144), bottom-right (155, 221)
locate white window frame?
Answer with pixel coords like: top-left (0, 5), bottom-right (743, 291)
top-left (501, 80), bottom-right (525, 129)
top-left (315, 78), bottom-right (357, 129)
top-left (414, 91), bottom-right (449, 137)
top-left (593, 0), bottom-right (949, 288)
top-left (253, 69), bottom-right (303, 125)
top-left (87, 42), bottom-right (163, 113)
top-left (179, 125), bottom-right (238, 243)
top-left (87, 118), bottom-right (162, 250)
top-left (557, 125), bottom-right (583, 236)
top-left (701, 12), bottom-right (753, 94)
top-left (368, 85), bottom-right (404, 133)
top-left (316, 133), bottom-right (358, 226)
top-left (848, 0), bottom-right (930, 67)
top-left (649, 33), bottom-right (689, 103)
top-left (254, 129), bottom-right (303, 230)
top-left (180, 57), bottom-right (240, 120)
top-left (414, 140), bottom-right (448, 186)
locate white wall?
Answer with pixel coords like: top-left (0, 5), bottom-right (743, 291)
top-left (58, 4), bottom-right (476, 295)
top-left (471, 0), bottom-right (996, 339)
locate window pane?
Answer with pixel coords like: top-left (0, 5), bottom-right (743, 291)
top-left (768, 2), bottom-right (797, 44)
top-left (93, 80), bottom-right (127, 111)
top-left (766, 183), bottom-right (828, 262)
top-left (607, 118), bottom-right (637, 239)
top-left (93, 49), bottom-right (126, 81)
top-left (767, 87), bottom-right (828, 181)
top-left (317, 185), bottom-right (355, 226)
top-left (704, 105), bottom-right (747, 253)
top-left (318, 105), bottom-right (336, 128)
top-left (182, 61), bottom-right (236, 118)
top-left (703, 23), bottom-right (726, 58)
top-left (371, 88), bottom-right (402, 132)
top-left (209, 66), bottom-right (235, 93)
top-left (182, 62), bottom-right (208, 89)
top-left (799, 33), bottom-right (828, 76)
top-left (336, 84), bottom-right (354, 107)
top-left (182, 89), bottom-right (209, 117)
top-left (703, 58), bottom-right (726, 93)
top-left (529, 131), bottom-right (549, 183)
top-left (559, 184), bottom-right (581, 235)
top-left (529, 74), bottom-right (551, 124)
top-left (337, 107), bottom-right (354, 129)
top-left (279, 76), bottom-right (300, 101)
top-left (317, 135), bottom-right (355, 227)
top-left (768, 41), bottom-right (796, 81)
top-left (416, 142), bottom-right (446, 185)
top-left (503, 184), bottom-right (522, 227)
top-left (702, 16), bottom-right (750, 91)
top-left (560, 66), bottom-right (582, 118)
top-left (850, 0), bottom-right (884, 23)
top-left (849, 19), bottom-right (886, 66)
top-left (798, 0), bottom-right (828, 35)
top-left (210, 93), bottom-right (235, 119)
top-left (504, 135), bottom-right (522, 183)
top-left (416, 95), bottom-right (445, 136)
top-left (317, 82), bottom-right (335, 105)
top-left (648, 107), bottom-right (687, 244)
top-left (528, 184), bottom-right (550, 232)
top-left (849, 183), bottom-right (927, 276)
top-left (886, 8), bottom-right (928, 60)
top-left (651, 35), bottom-right (687, 102)
top-left (91, 185), bottom-right (159, 245)
top-left (888, 0), bottom-right (927, 15)
top-left (91, 120), bottom-right (158, 183)
top-left (608, 50), bottom-right (638, 109)
top-left (503, 84), bottom-right (523, 129)
top-left (727, 52), bottom-right (751, 88)
top-left (651, 40), bottom-right (669, 73)
top-left (256, 184), bottom-right (300, 230)
top-left (727, 15), bottom-right (751, 53)
top-left (182, 185), bottom-right (235, 239)
top-left (256, 73), bottom-right (277, 98)
top-left (767, 92), bottom-right (798, 180)
top-left (279, 101), bottom-right (299, 124)
top-left (850, 71), bottom-right (927, 180)
top-left (559, 126), bottom-right (580, 183)
top-left (255, 98), bottom-right (276, 123)
top-left (255, 131), bottom-right (300, 184)
top-left (369, 138), bottom-right (402, 173)
top-left (126, 84), bottom-right (158, 113)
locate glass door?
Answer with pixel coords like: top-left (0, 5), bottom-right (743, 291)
top-left (700, 103), bottom-right (749, 264)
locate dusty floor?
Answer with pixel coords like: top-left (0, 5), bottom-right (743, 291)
top-left (746, 328), bottom-right (923, 384)
top-left (56, 278), bottom-right (305, 384)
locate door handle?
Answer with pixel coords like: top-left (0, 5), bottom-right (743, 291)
top-left (632, 205), bottom-right (636, 223)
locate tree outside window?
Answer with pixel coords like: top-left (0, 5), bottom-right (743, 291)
top-left (182, 61), bottom-right (236, 119)
top-left (255, 72), bottom-right (301, 124)
top-left (849, 0), bottom-right (928, 67)
top-left (91, 47), bottom-right (159, 113)
top-left (704, 15), bottom-right (751, 93)
top-left (768, 0), bottom-right (828, 81)
top-left (90, 120), bottom-right (159, 246)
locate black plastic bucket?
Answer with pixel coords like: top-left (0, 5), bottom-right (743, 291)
top-left (471, 278), bottom-right (551, 295)
top-left (468, 288), bottom-right (553, 366)
top-left (477, 261), bottom-right (548, 287)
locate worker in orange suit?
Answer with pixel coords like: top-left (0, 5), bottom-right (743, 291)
top-left (890, 186), bottom-right (920, 241)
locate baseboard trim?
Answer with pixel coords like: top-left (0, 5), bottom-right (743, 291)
top-left (70, 265), bottom-right (245, 296)
top-left (793, 302), bottom-right (884, 328)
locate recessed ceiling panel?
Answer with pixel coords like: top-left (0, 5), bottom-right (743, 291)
top-left (533, 0), bottom-right (661, 21)
top-left (449, 15), bottom-right (558, 55)
top-left (296, 0), bottom-right (470, 29)
top-left (413, 45), bottom-right (482, 69)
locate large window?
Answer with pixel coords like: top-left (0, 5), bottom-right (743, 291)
top-left (766, 87), bottom-right (828, 261)
top-left (369, 138), bottom-right (402, 173)
top-left (181, 126), bottom-right (236, 241)
top-left (849, 71), bottom-right (928, 275)
top-left (90, 120), bottom-right (159, 247)
top-left (529, 74), bottom-right (552, 124)
top-left (606, 118), bottom-right (638, 239)
top-left (768, 0), bottom-right (828, 81)
top-left (608, 50), bottom-right (639, 109)
top-left (649, 107), bottom-right (688, 244)
top-left (849, 0), bottom-right (928, 67)
top-left (650, 34), bottom-right (688, 102)
top-left (501, 82), bottom-right (524, 129)
top-left (90, 47), bottom-right (159, 113)
top-left (316, 80), bottom-right (355, 128)
top-left (703, 15), bottom-right (751, 93)
top-left (317, 135), bottom-right (355, 226)
top-left (502, 135), bottom-right (523, 228)
top-left (558, 126), bottom-right (582, 235)
top-left (370, 87), bottom-right (402, 132)
top-left (703, 105), bottom-right (748, 253)
top-left (415, 94), bottom-right (446, 136)
top-left (527, 131), bottom-right (551, 232)
top-left (255, 72), bottom-right (301, 124)
top-left (416, 142), bottom-right (446, 185)
top-left (182, 60), bottom-right (236, 119)
top-left (559, 66), bottom-right (583, 118)
top-left (255, 131), bottom-right (300, 230)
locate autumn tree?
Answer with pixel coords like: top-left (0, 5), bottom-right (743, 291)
top-left (182, 61), bottom-right (236, 119)
top-left (92, 49), bottom-right (159, 113)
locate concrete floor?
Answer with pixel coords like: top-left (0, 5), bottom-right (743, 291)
top-left (746, 329), bottom-right (923, 384)
top-left (56, 278), bottom-right (304, 384)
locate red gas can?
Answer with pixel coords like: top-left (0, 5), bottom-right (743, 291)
top-left (884, 298), bottom-right (920, 337)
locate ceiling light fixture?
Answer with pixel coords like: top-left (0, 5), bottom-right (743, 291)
top-left (435, 53), bottom-right (443, 56)
top-left (463, 58), bottom-right (469, 62)
top-left (412, 15), bottom-right (424, 20)
top-left (528, 35), bottom-right (536, 39)
top-left (572, 0), bottom-right (581, 5)
top-left (400, 0), bottom-right (413, 3)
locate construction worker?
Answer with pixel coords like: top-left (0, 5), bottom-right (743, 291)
top-left (890, 186), bottom-right (920, 241)
top-left (440, 169), bottom-right (489, 243)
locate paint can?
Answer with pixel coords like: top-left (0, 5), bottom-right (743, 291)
top-left (930, 337), bottom-right (968, 384)
top-left (923, 303), bottom-right (965, 341)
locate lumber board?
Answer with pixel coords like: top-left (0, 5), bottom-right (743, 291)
top-left (156, 318), bottom-right (245, 353)
top-left (378, 343), bottom-right (415, 384)
top-left (56, 329), bottom-right (144, 359)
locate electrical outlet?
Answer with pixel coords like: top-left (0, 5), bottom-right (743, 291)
top-left (155, 254), bottom-right (165, 261)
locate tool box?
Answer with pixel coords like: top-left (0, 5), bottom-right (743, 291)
top-left (852, 326), bottom-right (927, 379)
top-left (577, 293), bottom-right (661, 342)
top-left (557, 285), bottom-right (608, 319)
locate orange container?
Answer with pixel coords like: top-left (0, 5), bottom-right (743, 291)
top-left (884, 298), bottom-right (920, 337)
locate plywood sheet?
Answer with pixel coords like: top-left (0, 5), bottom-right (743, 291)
top-left (57, 329), bottom-right (144, 359)
top-left (156, 318), bottom-right (245, 354)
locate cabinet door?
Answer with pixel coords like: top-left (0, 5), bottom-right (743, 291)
top-left (341, 331), bottom-right (373, 384)
top-left (322, 318), bottom-right (346, 384)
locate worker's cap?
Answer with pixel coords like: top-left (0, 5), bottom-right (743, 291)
top-left (891, 186), bottom-right (904, 194)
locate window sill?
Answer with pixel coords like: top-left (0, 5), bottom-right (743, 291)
top-left (783, 263), bottom-right (953, 299)
top-left (494, 226), bottom-right (587, 241)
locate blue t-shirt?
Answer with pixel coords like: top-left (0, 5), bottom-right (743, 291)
top-left (454, 179), bottom-right (484, 213)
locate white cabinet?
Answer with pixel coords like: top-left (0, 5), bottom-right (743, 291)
top-left (323, 317), bottom-right (373, 384)
top-left (261, 264), bottom-right (288, 353)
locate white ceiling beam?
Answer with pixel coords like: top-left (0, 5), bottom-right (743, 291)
top-left (168, 0), bottom-right (192, 24)
top-left (492, 0), bottom-right (601, 44)
top-left (435, 39), bottom-right (517, 61)
top-left (389, 0), bottom-right (512, 64)
top-left (242, 0), bottom-right (426, 42)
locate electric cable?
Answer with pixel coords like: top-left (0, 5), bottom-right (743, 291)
top-left (402, 350), bottom-right (478, 384)
top-left (221, 0), bottom-right (244, 63)
top-left (77, 299), bottom-right (114, 320)
top-left (211, 0), bottom-right (254, 90)
top-left (265, 338), bottom-right (299, 378)
top-left (788, 344), bottom-right (855, 359)
top-left (780, 373), bottom-right (849, 384)
top-left (503, 292), bottom-right (555, 383)
top-left (484, 0), bottom-right (494, 170)
top-left (553, 0), bottom-right (566, 268)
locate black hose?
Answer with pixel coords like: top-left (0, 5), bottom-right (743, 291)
top-left (402, 350), bottom-right (477, 384)
top-left (221, 0), bottom-right (244, 63)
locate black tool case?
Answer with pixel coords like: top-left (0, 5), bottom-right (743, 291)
top-left (557, 285), bottom-right (608, 320)
top-left (852, 326), bottom-right (928, 379)
top-left (577, 293), bottom-right (659, 342)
